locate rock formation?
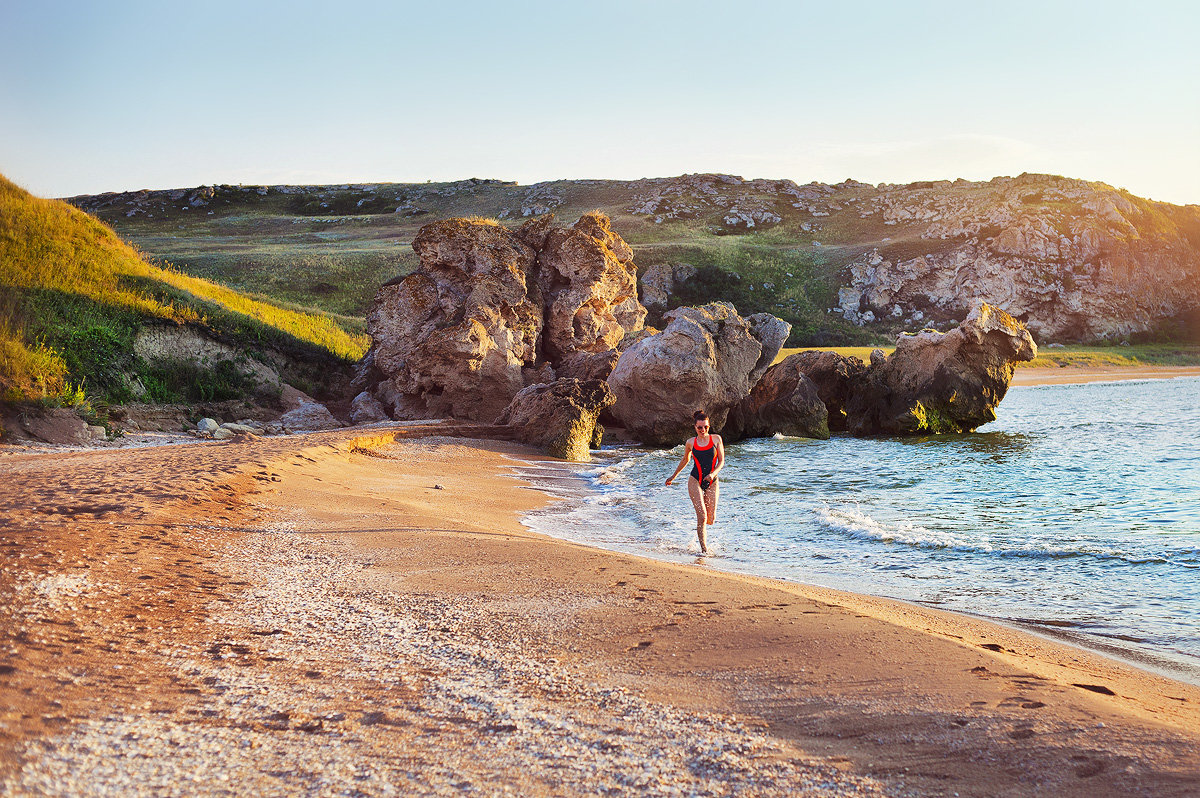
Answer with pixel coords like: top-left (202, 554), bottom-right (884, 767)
top-left (278, 385), bottom-right (343, 432)
top-left (845, 302), bottom-right (1036, 435)
top-left (349, 391), bottom-right (389, 425)
top-left (833, 174), bottom-right (1200, 341)
top-left (607, 302), bottom-right (790, 445)
top-left (496, 378), bottom-right (615, 461)
top-left (779, 351), bottom-right (868, 431)
top-left (725, 359), bottom-right (829, 441)
top-left (360, 214), bottom-right (646, 423)
top-left (538, 213), bottom-right (646, 364)
top-left (366, 218), bottom-right (543, 422)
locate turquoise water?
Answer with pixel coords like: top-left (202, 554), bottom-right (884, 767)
top-left (522, 377), bottom-right (1200, 680)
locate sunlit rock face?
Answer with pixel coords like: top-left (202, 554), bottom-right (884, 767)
top-left (835, 173), bottom-right (1200, 342)
top-left (845, 302), bottom-right (1036, 436)
top-left (496, 378), bottom-right (615, 461)
top-left (607, 302), bottom-right (790, 446)
top-left (361, 214), bottom-right (646, 423)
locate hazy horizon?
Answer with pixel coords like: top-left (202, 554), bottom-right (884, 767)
top-left (4, 1), bottom-right (1197, 205)
top-left (31, 169), bottom-right (1188, 206)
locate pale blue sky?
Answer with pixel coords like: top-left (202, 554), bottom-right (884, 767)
top-left (3, 0), bottom-right (1197, 203)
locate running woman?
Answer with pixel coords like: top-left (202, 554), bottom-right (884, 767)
top-left (665, 410), bottom-right (724, 554)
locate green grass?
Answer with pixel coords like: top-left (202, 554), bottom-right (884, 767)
top-left (0, 174), bottom-right (367, 406)
top-left (639, 241), bottom-right (878, 346)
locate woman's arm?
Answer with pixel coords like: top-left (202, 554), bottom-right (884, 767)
top-left (665, 439), bottom-right (694, 485)
top-left (710, 435), bottom-right (725, 478)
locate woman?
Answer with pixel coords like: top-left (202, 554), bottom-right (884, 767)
top-left (665, 410), bottom-right (724, 554)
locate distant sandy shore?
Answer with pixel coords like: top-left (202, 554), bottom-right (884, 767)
top-left (1014, 365), bottom-right (1200, 386)
top-left (2, 426), bottom-right (1199, 796)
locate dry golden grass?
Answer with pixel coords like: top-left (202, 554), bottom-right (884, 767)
top-left (0, 323), bottom-right (69, 402)
top-left (0, 174), bottom-right (368, 402)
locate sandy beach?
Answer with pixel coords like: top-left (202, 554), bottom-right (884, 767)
top-left (2, 412), bottom-right (1199, 797)
top-left (1013, 365), bottom-right (1200, 386)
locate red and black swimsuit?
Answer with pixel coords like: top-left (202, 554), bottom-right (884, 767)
top-left (691, 436), bottom-right (718, 483)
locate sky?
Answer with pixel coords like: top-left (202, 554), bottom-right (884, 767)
top-left (3, 0), bottom-right (1198, 204)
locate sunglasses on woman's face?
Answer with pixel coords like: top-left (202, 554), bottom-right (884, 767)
top-left (695, 424), bottom-right (709, 431)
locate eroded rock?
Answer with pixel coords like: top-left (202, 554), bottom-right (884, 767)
top-left (349, 391), bottom-right (389, 425)
top-left (777, 351), bottom-right (868, 432)
top-left (496, 378), bottom-right (615, 461)
top-left (538, 213), bottom-right (646, 364)
top-left (846, 302), bottom-right (1036, 435)
top-left (367, 218), bottom-right (542, 422)
top-left (725, 359), bottom-right (829, 441)
top-left (360, 214), bottom-right (646, 423)
top-left (278, 384), bottom-right (343, 432)
top-left (607, 302), bottom-right (790, 445)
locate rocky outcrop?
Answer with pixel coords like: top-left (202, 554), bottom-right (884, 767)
top-left (845, 302), bottom-right (1036, 435)
top-left (349, 391), bottom-right (389, 424)
top-left (725, 359), bottom-right (829, 441)
top-left (639, 262), bottom-right (697, 309)
top-left (745, 313), bottom-right (791, 383)
top-left (496, 378), bottom-right (615, 461)
top-left (538, 213), bottom-right (646, 364)
top-left (607, 302), bottom-right (790, 445)
top-left (360, 214), bottom-right (646, 423)
top-left (780, 351), bottom-right (869, 431)
top-left (366, 218), bottom-right (543, 422)
top-left (278, 384), bottom-right (343, 432)
top-left (837, 174), bottom-right (1200, 341)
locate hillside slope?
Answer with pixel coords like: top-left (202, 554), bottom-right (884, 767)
top-left (67, 173), bottom-right (1200, 345)
top-left (0, 175), bottom-right (367, 408)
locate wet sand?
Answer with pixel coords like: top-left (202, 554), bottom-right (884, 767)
top-left (2, 426), bottom-right (1199, 796)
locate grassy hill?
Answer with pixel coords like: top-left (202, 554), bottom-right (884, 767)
top-left (0, 175), bottom-right (367, 410)
top-left (66, 178), bottom-right (877, 346)
top-left (67, 173), bottom-right (1200, 349)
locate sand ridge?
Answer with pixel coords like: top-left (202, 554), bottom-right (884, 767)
top-left (2, 427), bottom-right (1199, 795)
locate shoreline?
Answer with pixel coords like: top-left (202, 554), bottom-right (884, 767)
top-left (3, 429), bottom-right (1200, 791)
top-left (525, 463), bottom-right (1200, 690)
top-left (520, 438), bottom-right (1200, 691)
top-left (1012, 365), bottom-right (1200, 386)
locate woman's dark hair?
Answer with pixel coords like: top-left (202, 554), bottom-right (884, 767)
top-left (693, 410), bottom-right (709, 422)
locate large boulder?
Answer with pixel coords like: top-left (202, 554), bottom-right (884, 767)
top-left (846, 302), bottom-right (1036, 435)
top-left (359, 214), bottom-right (646, 423)
top-left (349, 391), bottom-right (389, 424)
top-left (366, 218), bottom-right (543, 422)
top-left (745, 313), bottom-right (792, 383)
top-left (781, 350), bottom-right (869, 431)
top-left (496, 378), bottom-right (615, 461)
top-left (279, 400), bottom-right (342, 432)
top-left (607, 302), bottom-right (791, 445)
top-left (538, 212), bottom-right (646, 363)
top-left (725, 359), bottom-right (829, 441)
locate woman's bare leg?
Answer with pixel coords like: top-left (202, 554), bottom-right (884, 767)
top-left (704, 479), bottom-right (719, 525)
top-left (687, 476), bottom-right (708, 553)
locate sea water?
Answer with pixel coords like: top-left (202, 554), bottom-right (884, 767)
top-left (521, 376), bottom-right (1200, 681)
